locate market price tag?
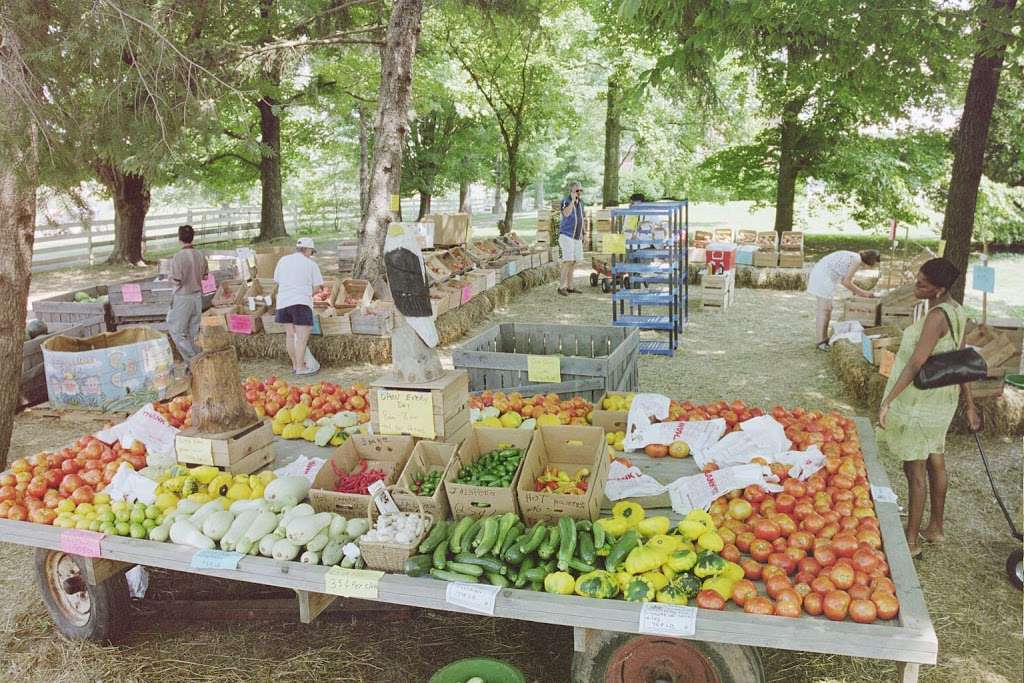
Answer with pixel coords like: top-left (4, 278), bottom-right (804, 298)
top-left (60, 530), bottom-right (104, 558)
top-left (861, 334), bottom-right (874, 365)
top-left (461, 285), bottom-right (474, 305)
top-left (871, 485), bottom-right (898, 504)
top-left (527, 355), bottom-right (561, 383)
top-left (376, 389), bottom-right (436, 439)
top-left (176, 435), bottom-right (214, 466)
top-left (228, 314), bottom-right (254, 335)
top-left (602, 233), bottom-right (626, 255)
top-left (972, 265), bottom-right (995, 294)
top-left (508, 260), bottom-right (518, 275)
top-left (201, 273), bottom-right (217, 294)
top-left (368, 480), bottom-right (400, 515)
top-left (191, 549), bottom-right (243, 570)
top-left (324, 566), bottom-right (384, 599)
top-left (121, 283), bottom-right (143, 303)
top-left (639, 602), bottom-right (696, 637)
top-left (445, 582), bottom-right (500, 615)
top-left (390, 194), bottom-right (401, 212)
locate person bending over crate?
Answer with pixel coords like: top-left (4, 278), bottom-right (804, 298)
top-left (806, 249), bottom-right (881, 351)
top-left (166, 224), bottom-right (209, 369)
top-left (274, 237), bottom-right (323, 376)
top-left (558, 181), bottom-right (586, 296)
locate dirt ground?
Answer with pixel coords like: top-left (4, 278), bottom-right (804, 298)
top-left (4, 266), bottom-right (1022, 682)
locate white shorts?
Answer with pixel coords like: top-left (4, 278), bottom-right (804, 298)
top-left (559, 234), bottom-right (583, 262)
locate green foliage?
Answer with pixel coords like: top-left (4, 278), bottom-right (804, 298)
top-left (975, 177), bottom-right (1024, 245)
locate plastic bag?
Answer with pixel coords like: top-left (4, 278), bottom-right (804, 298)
top-left (603, 460), bottom-right (668, 501)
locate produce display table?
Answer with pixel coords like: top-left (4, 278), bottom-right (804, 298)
top-left (0, 418), bottom-right (936, 682)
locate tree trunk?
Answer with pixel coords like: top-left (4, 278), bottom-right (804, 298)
top-left (940, 0), bottom-right (1017, 303)
top-left (257, 95), bottom-right (288, 241)
top-left (602, 76), bottom-right (622, 207)
top-left (352, 0), bottom-right (423, 285)
top-left (417, 191), bottom-right (431, 220)
top-left (186, 327), bottom-right (258, 436)
top-left (459, 180), bottom-right (471, 213)
top-left (358, 106), bottom-right (370, 221)
top-left (502, 146), bottom-right (518, 233)
top-left (514, 187), bottom-right (525, 212)
top-left (535, 178), bottom-right (544, 209)
top-left (96, 163), bottom-right (150, 265)
top-left (492, 152), bottom-right (502, 214)
top-left (772, 97), bottom-right (804, 237)
top-left (0, 29), bottom-right (38, 469)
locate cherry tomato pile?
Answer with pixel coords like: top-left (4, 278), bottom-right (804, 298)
top-left (0, 435), bottom-right (147, 524)
top-left (684, 403), bottom-right (899, 623)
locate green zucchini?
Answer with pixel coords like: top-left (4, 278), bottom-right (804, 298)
top-left (504, 542), bottom-right (526, 565)
top-left (605, 529), bottom-right (640, 572)
top-left (432, 538), bottom-right (450, 570)
top-left (575, 519), bottom-right (593, 532)
top-left (514, 555), bottom-right (536, 588)
top-left (557, 516), bottom-right (578, 571)
top-left (501, 527), bottom-right (526, 558)
top-left (448, 517), bottom-right (474, 555)
top-left (462, 517), bottom-right (485, 554)
top-left (592, 519), bottom-right (606, 549)
top-left (430, 568), bottom-right (479, 583)
top-left (404, 554), bottom-right (433, 577)
top-left (523, 566), bottom-right (550, 583)
top-left (418, 521), bottom-right (448, 554)
top-left (446, 561), bottom-right (484, 576)
top-left (519, 523), bottom-right (547, 554)
top-left (485, 571), bottom-right (510, 588)
top-left (568, 558), bottom-right (596, 573)
top-left (474, 516), bottom-right (500, 556)
top-left (578, 530), bottom-right (596, 565)
top-left (493, 514), bottom-right (520, 557)
top-left (453, 553), bottom-right (507, 574)
top-left (529, 580), bottom-right (544, 591)
top-left (538, 525), bottom-right (560, 560)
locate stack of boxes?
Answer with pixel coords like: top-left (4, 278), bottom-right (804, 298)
top-left (779, 231), bottom-right (805, 268)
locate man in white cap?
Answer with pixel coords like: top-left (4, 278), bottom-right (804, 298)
top-left (273, 237), bottom-right (323, 375)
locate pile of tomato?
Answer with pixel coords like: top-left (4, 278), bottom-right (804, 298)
top-left (0, 435), bottom-right (147, 523)
top-left (671, 403), bottom-right (900, 624)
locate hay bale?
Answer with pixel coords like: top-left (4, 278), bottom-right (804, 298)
top-left (230, 264), bottom-right (559, 368)
top-left (686, 264), bottom-right (807, 290)
top-left (828, 340), bottom-right (1024, 436)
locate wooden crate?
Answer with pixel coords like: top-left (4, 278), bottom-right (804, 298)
top-left (318, 307), bottom-right (353, 336)
top-left (369, 369), bottom-right (471, 442)
top-left (423, 253), bottom-right (453, 285)
top-left (453, 323), bottom-right (639, 404)
top-left (779, 252), bottom-right (805, 268)
top-left (752, 251), bottom-right (778, 267)
top-left (702, 271), bottom-right (736, 311)
top-left (19, 316), bottom-right (105, 410)
top-left (351, 303), bottom-right (395, 336)
top-left (861, 325), bottom-right (902, 366)
top-left (712, 228), bottom-right (734, 243)
top-left (882, 303), bottom-right (927, 330)
top-left (175, 421), bottom-right (274, 474)
top-left (32, 286), bottom-right (114, 332)
top-left (844, 297), bottom-right (881, 326)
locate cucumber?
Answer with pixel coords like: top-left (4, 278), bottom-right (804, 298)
top-left (474, 516), bottom-right (500, 557)
top-left (453, 553), bottom-right (507, 574)
top-left (446, 561), bottom-right (484, 576)
top-left (433, 538), bottom-right (450, 570)
top-left (514, 555), bottom-right (536, 588)
top-left (578, 530), bottom-right (596, 565)
top-left (557, 516), bottom-right (577, 571)
top-left (523, 566), bottom-right (549, 583)
top-left (592, 519), bottom-right (606, 549)
top-left (529, 580), bottom-right (544, 591)
top-left (461, 517), bottom-right (485, 555)
top-left (430, 568), bottom-right (479, 583)
top-left (492, 513), bottom-right (519, 557)
top-left (575, 519), bottom-right (593, 532)
top-left (538, 525), bottom-right (560, 560)
top-left (504, 543), bottom-right (525, 565)
top-left (419, 521), bottom-right (448, 554)
top-left (501, 527), bottom-right (526, 558)
top-left (404, 554), bottom-right (433, 577)
top-left (448, 517), bottom-right (474, 555)
top-left (485, 571), bottom-right (510, 588)
top-left (605, 529), bottom-right (640, 572)
top-left (568, 558), bottom-right (596, 573)
top-left (519, 523), bottom-right (547, 554)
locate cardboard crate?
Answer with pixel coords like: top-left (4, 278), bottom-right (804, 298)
top-left (393, 441), bottom-right (459, 519)
top-left (20, 316), bottom-right (105, 409)
top-left (175, 421), bottom-right (274, 474)
top-left (779, 252), bottom-right (805, 269)
top-left (430, 288), bottom-right (452, 318)
top-left (446, 246), bottom-right (476, 274)
top-left (516, 425), bottom-right (609, 524)
top-left (227, 307), bottom-right (265, 335)
top-left (445, 427), bottom-right (534, 519)
top-left (844, 297), bottom-right (881, 327)
top-left (422, 213), bottom-right (471, 246)
top-left (878, 349), bottom-right (897, 378)
top-left (32, 286), bottom-right (114, 332)
top-left (692, 230), bottom-right (712, 249)
top-left (201, 305), bottom-right (236, 329)
top-left (312, 278), bottom-right (339, 310)
top-left (253, 246), bottom-right (292, 278)
top-left (590, 391), bottom-right (632, 434)
top-left (369, 369), bottom-right (471, 441)
top-left (317, 306), bottom-right (354, 336)
top-left (212, 279), bottom-right (246, 308)
top-left (736, 229), bottom-right (758, 246)
top-left (308, 435), bottom-right (417, 516)
top-left (423, 253), bottom-right (453, 285)
top-left (260, 312), bottom-right (286, 335)
top-left (780, 231), bottom-right (804, 252)
top-left (860, 325), bottom-right (902, 366)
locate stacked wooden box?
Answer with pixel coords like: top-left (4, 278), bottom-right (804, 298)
top-left (779, 231), bottom-right (805, 268)
top-left (108, 278), bottom-right (176, 331)
top-left (369, 369), bottom-right (472, 445)
top-left (702, 270), bottom-right (736, 311)
top-left (32, 286), bottom-right (114, 332)
top-left (753, 231), bottom-right (779, 267)
top-left (966, 318), bottom-right (1023, 398)
top-left (879, 284), bottom-right (927, 329)
top-left (691, 229), bottom-right (712, 264)
top-left (844, 296), bottom-right (881, 327)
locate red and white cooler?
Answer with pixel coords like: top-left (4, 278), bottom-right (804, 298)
top-left (706, 242), bottom-right (736, 273)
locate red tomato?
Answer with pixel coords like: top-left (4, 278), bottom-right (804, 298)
top-left (788, 531), bottom-right (814, 551)
top-left (749, 539), bottom-right (773, 562)
top-left (753, 519), bottom-right (781, 542)
top-left (772, 513), bottom-right (797, 537)
top-left (720, 543), bottom-right (741, 564)
top-left (28, 508), bottom-right (57, 525)
top-left (26, 476), bottom-right (48, 499)
top-left (80, 470), bottom-right (103, 487)
top-left (798, 557), bottom-right (822, 576)
top-left (0, 485), bottom-right (15, 503)
top-left (773, 599), bottom-right (801, 618)
top-left (760, 565), bottom-right (786, 583)
top-left (60, 459), bottom-right (82, 475)
top-left (7, 504), bottom-right (28, 521)
top-left (872, 592), bottom-right (900, 620)
top-left (70, 485), bottom-right (94, 505)
top-left (783, 546), bottom-right (807, 564)
top-left (849, 584), bottom-right (872, 601)
top-left (731, 579), bottom-right (758, 607)
top-left (744, 596), bottom-right (775, 615)
top-left (765, 576), bottom-right (793, 600)
top-left (772, 537), bottom-right (788, 553)
top-left (695, 590), bottom-right (725, 610)
top-left (741, 558), bottom-right (763, 581)
top-left (831, 534), bottom-right (859, 558)
top-left (849, 598), bottom-right (877, 624)
top-left (735, 531), bottom-right (755, 553)
top-left (774, 494), bottom-right (796, 515)
top-left (871, 577), bottom-right (897, 595)
top-left (743, 485), bottom-right (767, 504)
top-left (768, 552), bottom-right (796, 576)
top-left (829, 564), bottom-right (856, 590)
top-left (59, 474), bottom-right (83, 496)
top-left (803, 592), bottom-right (824, 616)
top-left (823, 590), bottom-right (851, 621)
top-left (811, 576), bottom-right (837, 595)
top-left (801, 514), bottom-right (826, 534)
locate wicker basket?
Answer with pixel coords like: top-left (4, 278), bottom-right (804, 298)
top-left (357, 486), bottom-right (434, 572)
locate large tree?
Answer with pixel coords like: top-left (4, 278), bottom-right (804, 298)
top-left (623, 0), bottom-right (960, 237)
top-left (352, 0), bottom-right (424, 284)
top-left (940, 0), bottom-right (1020, 302)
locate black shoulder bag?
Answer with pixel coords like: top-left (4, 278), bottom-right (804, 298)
top-left (913, 306), bottom-right (988, 389)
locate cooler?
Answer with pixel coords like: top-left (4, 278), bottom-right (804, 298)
top-left (706, 242), bottom-right (737, 273)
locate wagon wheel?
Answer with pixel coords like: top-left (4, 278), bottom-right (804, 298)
top-left (601, 279), bottom-right (611, 294)
top-left (1007, 548), bottom-right (1023, 591)
top-left (590, 272), bottom-right (600, 287)
top-left (34, 548), bottom-right (129, 642)
top-left (572, 631), bottom-right (765, 683)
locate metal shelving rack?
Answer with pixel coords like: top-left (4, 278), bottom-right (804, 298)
top-left (608, 201), bottom-right (689, 356)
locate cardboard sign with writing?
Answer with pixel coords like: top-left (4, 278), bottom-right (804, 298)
top-left (602, 233), bottom-right (626, 254)
top-left (461, 285), bottom-right (474, 305)
top-left (201, 273), bottom-right (217, 294)
top-left (389, 194), bottom-right (401, 213)
top-left (177, 435), bottom-right (214, 466)
top-left (527, 355), bottom-right (561, 383)
top-left (446, 582), bottom-right (500, 615)
top-left (376, 389), bottom-right (436, 439)
top-left (324, 566), bottom-right (384, 599)
top-left (972, 265), bottom-right (995, 294)
top-left (639, 603), bottom-right (696, 637)
top-left (228, 314), bottom-right (254, 334)
top-left (60, 530), bottom-right (104, 558)
top-left (191, 549), bottom-right (243, 570)
top-left (121, 283), bottom-right (143, 303)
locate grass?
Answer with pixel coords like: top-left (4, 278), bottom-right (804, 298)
top-left (5, 263), bottom-right (1022, 682)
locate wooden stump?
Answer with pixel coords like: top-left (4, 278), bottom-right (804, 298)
top-left (390, 323), bottom-right (443, 383)
top-left (187, 327), bottom-right (258, 436)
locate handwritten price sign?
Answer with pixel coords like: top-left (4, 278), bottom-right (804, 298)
top-left (324, 567), bottom-right (384, 599)
top-left (376, 389), bottom-right (436, 439)
top-left (527, 355), bottom-right (561, 383)
top-left (639, 603), bottom-right (696, 637)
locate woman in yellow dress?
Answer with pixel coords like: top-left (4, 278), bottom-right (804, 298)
top-left (879, 258), bottom-right (981, 558)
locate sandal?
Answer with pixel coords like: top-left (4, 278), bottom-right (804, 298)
top-left (557, 288), bottom-right (569, 296)
top-left (816, 341), bottom-right (830, 352)
top-left (567, 288), bottom-right (582, 294)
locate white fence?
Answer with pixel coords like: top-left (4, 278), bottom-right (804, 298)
top-left (31, 194), bottom-right (519, 273)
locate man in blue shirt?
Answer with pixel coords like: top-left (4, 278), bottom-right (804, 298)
top-left (558, 181), bottom-right (585, 295)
